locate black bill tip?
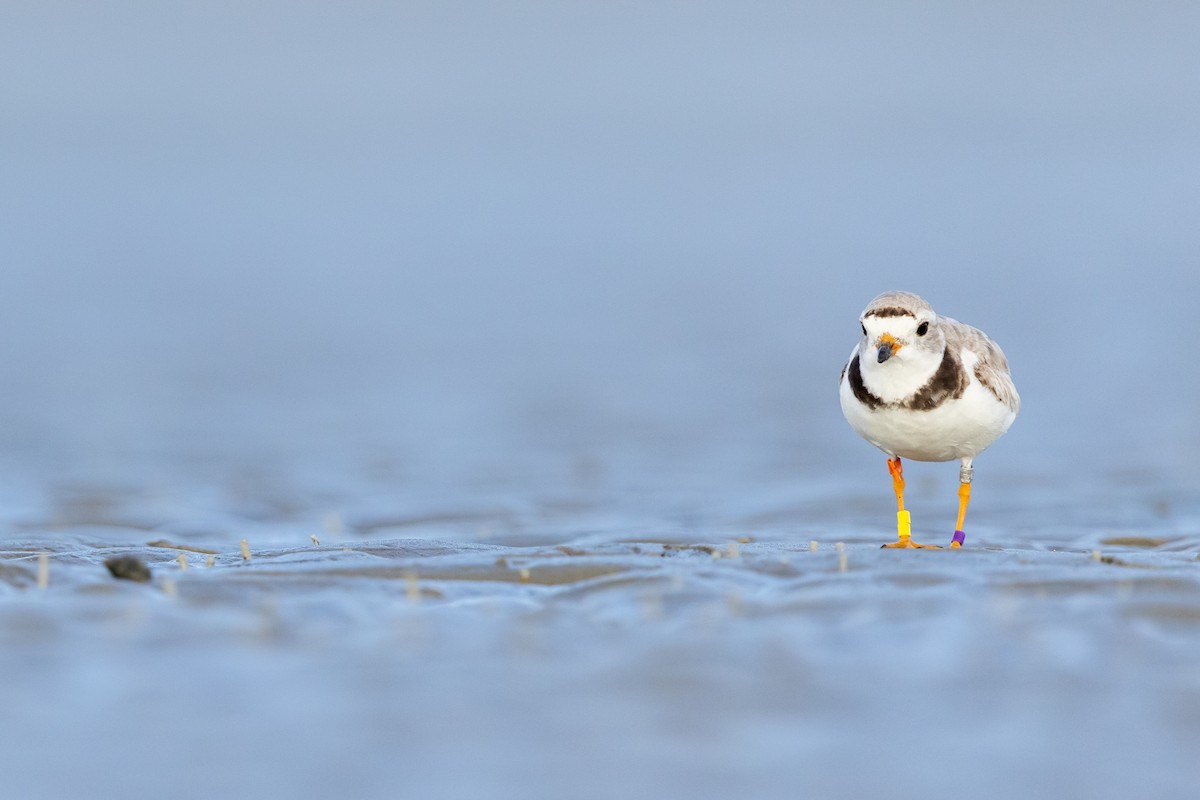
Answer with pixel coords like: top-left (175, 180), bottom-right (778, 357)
top-left (876, 344), bottom-right (892, 363)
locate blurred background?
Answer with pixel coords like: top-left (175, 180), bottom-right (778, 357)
top-left (2, 1), bottom-right (1197, 499)
top-left (3, 5), bottom-right (1200, 800)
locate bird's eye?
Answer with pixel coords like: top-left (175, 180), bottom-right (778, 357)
top-left (916, 321), bottom-right (929, 336)
top-left (861, 322), bottom-right (867, 336)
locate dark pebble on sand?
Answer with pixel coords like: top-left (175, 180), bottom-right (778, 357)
top-left (105, 556), bottom-right (153, 582)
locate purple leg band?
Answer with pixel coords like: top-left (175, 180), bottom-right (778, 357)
top-left (952, 530), bottom-right (966, 545)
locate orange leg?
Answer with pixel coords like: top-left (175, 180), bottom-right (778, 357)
top-left (882, 457), bottom-right (940, 549)
top-left (950, 478), bottom-right (971, 549)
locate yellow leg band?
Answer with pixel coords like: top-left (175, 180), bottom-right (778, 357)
top-left (897, 509), bottom-right (912, 540)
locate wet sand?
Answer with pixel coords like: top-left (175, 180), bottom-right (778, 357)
top-left (2, 466), bottom-right (1198, 800)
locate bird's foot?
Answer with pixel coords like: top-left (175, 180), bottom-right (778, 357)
top-left (882, 536), bottom-right (942, 549)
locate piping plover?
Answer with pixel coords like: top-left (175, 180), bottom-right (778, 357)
top-left (839, 291), bottom-right (1019, 548)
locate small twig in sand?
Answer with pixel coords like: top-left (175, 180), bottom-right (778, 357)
top-left (239, 539), bottom-right (252, 561)
top-left (37, 554), bottom-right (49, 589)
top-left (404, 571), bottom-right (421, 603)
top-left (727, 591), bottom-right (743, 615)
top-left (205, 554), bottom-right (216, 568)
top-left (177, 553), bottom-right (189, 570)
top-left (1095, 553), bottom-right (1157, 570)
top-left (836, 542), bottom-right (848, 573)
top-left (809, 540), bottom-right (819, 551)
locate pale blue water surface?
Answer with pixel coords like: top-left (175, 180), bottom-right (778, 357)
top-left (1, 3), bottom-right (1199, 799)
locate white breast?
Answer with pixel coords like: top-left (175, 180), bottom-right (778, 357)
top-left (839, 347), bottom-right (1017, 462)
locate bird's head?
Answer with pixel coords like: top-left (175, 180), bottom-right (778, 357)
top-left (858, 291), bottom-right (943, 365)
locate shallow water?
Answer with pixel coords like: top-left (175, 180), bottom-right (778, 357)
top-left (3, 449), bottom-right (1199, 800)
